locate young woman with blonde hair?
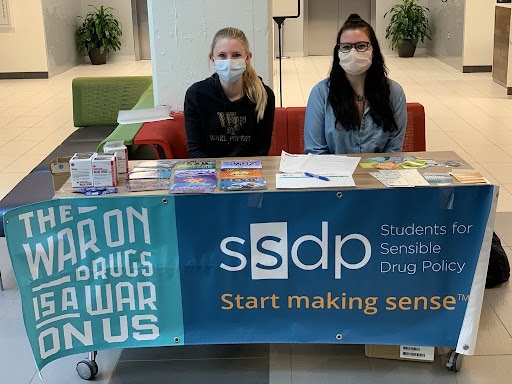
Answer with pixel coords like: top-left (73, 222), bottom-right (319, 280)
top-left (184, 27), bottom-right (275, 158)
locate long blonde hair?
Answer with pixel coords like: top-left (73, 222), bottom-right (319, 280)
top-left (210, 27), bottom-right (268, 121)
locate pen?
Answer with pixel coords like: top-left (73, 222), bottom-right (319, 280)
top-left (304, 172), bottom-right (330, 181)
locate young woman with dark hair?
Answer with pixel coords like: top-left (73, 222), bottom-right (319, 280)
top-left (184, 27), bottom-right (275, 158)
top-left (304, 14), bottom-right (407, 154)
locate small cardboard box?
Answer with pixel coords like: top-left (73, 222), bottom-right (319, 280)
top-left (103, 140), bottom-right (128, 174)
top-left (49, 157), bottom-right (72, 191)
top-left (92, 153), bottom-right (117, 187)
top-left (69, 152), bottom-right (96, 188)
top-left (364, 345), bottom-right (435, 363)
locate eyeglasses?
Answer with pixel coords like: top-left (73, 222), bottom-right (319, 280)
top-left (338, 41), bottom-right (371, 53)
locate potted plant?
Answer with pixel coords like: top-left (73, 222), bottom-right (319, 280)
top-left (76, 5), bottom-right (122, 65)
top-left (384, 0), bottom-right (431, 58)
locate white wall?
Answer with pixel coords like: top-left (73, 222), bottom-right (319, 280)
top-left (80, 0), bottom-right (136, 60)
top-left (148, 0), bottom-right (273, 110)
top-left (0, 0), bottom-right (48, 73)
top-left (427, 0), bottom-right (464, 71)
top-left (463, 0), bottom-right (494, 67)
top-left (41, 0), bottom-right (82, 77)
top-left (427, 0), bottom-right (494, 71)
top-left (272, 0), bottom-right (304, 57)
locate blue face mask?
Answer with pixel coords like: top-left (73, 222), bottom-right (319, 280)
top-left (214, 59), bottom-right (246, 83)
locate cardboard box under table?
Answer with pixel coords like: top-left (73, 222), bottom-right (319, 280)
top-left (365, 344), bottom-right (436, 362)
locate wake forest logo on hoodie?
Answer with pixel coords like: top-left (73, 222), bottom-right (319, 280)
top-left (213, 112), bottom-right (251, 143)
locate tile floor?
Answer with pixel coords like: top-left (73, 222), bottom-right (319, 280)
top-left (0, 55), bottom-right (511, 383)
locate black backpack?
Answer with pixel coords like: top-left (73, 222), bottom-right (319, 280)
top-left (486, 232), bottom-right (510, 288)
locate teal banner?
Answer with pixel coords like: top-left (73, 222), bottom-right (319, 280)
top-left (4, 186), bottom-right (496, 370)
top-left (5, 196), bottom-right (184, 369)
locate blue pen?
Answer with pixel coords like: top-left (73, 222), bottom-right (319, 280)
top-left (304, 172), bottom-right (330, 181)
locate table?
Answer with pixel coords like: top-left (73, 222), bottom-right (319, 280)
top-left (4, 151), bottom-right (498, 372)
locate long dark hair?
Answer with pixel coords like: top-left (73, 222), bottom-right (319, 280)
top-left (328, 14), bottom-right (398, 132)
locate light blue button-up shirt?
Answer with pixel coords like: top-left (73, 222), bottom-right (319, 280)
top-left (304, 78), bottom-right (407, 154)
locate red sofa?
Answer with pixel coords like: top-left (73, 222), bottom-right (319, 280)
top-left (133, 103), bottom-right (426, 159)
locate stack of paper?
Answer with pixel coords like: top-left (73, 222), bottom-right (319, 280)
top-left (450, 169), bottom-right (489, 184)
top-left (169, 160), bottom-right (217, 194)
top-left (219, 160), bottom-right (266, 191)
top-left (125, 160), bottom-right (176, 192)
top-left (276, 151), bottom-right (360, 189)
top-left (117, 106), bottom-right (173, 124)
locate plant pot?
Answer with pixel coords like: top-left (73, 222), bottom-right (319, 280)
top-left (398, 40), bottom-right (416, 58)
top-left (88, 48), bottom-right (108, 65)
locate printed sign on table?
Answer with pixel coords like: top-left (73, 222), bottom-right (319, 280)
top-left (5, 185), bottom-right (496, 370)
top-left (175, 186), bottom-right (495, 349)
top-left (5, 196), bottom-right (184, 370)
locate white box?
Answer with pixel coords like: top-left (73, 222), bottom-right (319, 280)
top-left (69, 153), bottom-right (95, 188)
top-left (92, 153), bottom-right (117, 187)
top-left (103, 140), bottom-right (128, 174)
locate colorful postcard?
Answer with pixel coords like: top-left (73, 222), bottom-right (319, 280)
top-left (134, 160), bottom-right (176, 169)
top-left (169, 184), bottom-right (216, 194)
top-left (174, 173), bottom-right (217, 185)
top-left (219, 178), bottom-right (267, 191)
top-left (175, 160), bottom-right (216, 170)
top-left (220, 160), bottom-right (262, 170)
top-left (125, 179), bottom-right (171, 192)
top-left (220, 169), bottom-right (263, 179)
top-left (127, 170), bottom-right (171, 179)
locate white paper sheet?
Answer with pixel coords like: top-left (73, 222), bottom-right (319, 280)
top-left (117, 106), bottom-right (174, 124)
top-left (370, 170), bottom-right (430, 187)
top-left (279, 151), bottom-right (361, 174)
top-left (276, 172), bottom-right (355, 189)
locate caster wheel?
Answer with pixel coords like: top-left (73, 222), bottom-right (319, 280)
top-left (446, 350), bottom-right (463, 372)
top-left (76, 359), bottom-right (98, 380)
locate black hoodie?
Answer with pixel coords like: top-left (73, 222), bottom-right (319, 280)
top-left (184, 73), bottom-right (275, 158)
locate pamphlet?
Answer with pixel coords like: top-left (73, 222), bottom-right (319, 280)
top-left (423, 173), bottom-right (454, 185)
top-left (219, 178), bottom-right (267, 191)
top-left (220, 160), bottom-right (262, 170)
top-left (175, 160), bottom-right (216, 170)
top-left (449, 169), bottom-right (489, 184)
top-left (127, 170), bottom-right (172, 179)
top-left (134, 160), bottom-right (177, 169)
top-left (170, 161), bottom-right (218, 194)
top-left (125, 179), bottom-right (171, 192)
top-left (220, 169), bottom-right (263, 179)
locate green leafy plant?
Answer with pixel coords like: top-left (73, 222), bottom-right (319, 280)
top-left (76, 5), bottom-right (122, 54)
top-left (384, 0), bottom-right (431, 50)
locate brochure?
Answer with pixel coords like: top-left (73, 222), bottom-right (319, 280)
top-left (423, 173), bottom-right (454, 185)
top-left (219, 178), bottom-right (267, 191)
top-left (125, 179), bottom-right (171, 192)
top-left (175, 160), bottom-right (216, 170)
top-left (220, 169), bottom-right (263, 179)
top-left (220, 160), bottom-right (262, 170)
top-left (170, 162), bottom-right (217, 194)
top-left (133, 160), bottom-right (177, 169)
top-left (127, 169), bottom-right (171, 179)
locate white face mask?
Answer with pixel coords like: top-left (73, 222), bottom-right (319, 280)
top-left (338, 49), bottom-right (373, 76)
top-left (214, 59), bottom-right (246, 83)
